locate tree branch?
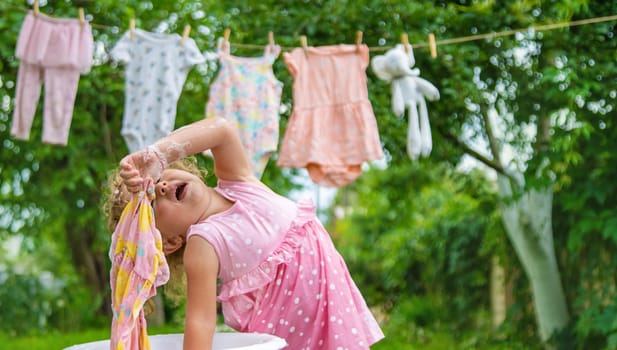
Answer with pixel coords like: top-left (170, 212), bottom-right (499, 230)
top-left (535, 115), bottom-right (551, 153)
top-left (99, 103), bottom-right (114, 161)
top-left (481, 107), bottom-right (502, 165)
top-left (436, 125), bottom-right (518, 184)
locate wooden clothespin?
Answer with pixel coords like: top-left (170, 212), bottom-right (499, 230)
top-left (355, 31), bottom-right (363, 53)
top-left (300, 35), bottom-right (308, 57)
top-left (222, 28), bottom-right (231, 50)
top-left (428, 33), bottom-right (437, 58)
top-left (401, 33), bottom-right (409, 53)
top-left (267, 31), bottom-right (276, 54)
top-left (180, 25), bottom-right (191, 46)
top-left (33, 0), bottom-right (40, 16)
top-left (78, 8), bottom-right (85, 28)
top-left (129, 18), bottom-right (136, 40)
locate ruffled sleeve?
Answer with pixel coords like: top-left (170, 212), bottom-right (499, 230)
top-left (181, 37), bottom-right (206, 68)
top-left (110, 32), bottom-right (132, 64)
top-left (283, 48), bottom-right (300, 77)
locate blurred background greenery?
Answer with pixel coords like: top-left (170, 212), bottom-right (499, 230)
top-left (1, 0), bottom-right (616, 349)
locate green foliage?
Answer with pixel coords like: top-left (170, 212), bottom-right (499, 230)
top-left (0, 266), bottom-right (103, 336)
top-left (332, 160), bottom-right (504, 333)
top-left (553, 109), bottom-right (617, 349)
top-left (0, 270), bottom-right (58, 335)
top-left (546, 1), bottom-right (617, 347)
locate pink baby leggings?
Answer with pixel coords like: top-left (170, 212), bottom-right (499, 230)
top-left (11, 12), bottom-right (92, 146)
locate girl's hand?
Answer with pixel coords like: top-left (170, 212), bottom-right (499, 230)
top-left (119, 146), bottom-right (167, 192)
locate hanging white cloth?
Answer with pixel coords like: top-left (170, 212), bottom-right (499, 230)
top-left (371, 44), bottom-right (440, 160)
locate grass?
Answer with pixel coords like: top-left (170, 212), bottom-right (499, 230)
top-left (1, 326), bottom-right (534, 350)
top-left (0, 308), bottom-right (535, 350)
top-left (372, 336), bottom-right (533, 350)
top-left (0, 325), bottom-right (184, 350)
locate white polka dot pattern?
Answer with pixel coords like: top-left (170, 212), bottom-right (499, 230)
top-left (186, 180), bottom-right (384, 349)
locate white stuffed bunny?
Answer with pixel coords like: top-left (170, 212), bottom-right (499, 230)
top-left (371, 44), bottom-right (440, 160)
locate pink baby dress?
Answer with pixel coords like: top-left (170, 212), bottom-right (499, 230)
top-left (278, 44), bottom-right (384, 187)
top-left (186, 180), bottom-right (384, 349)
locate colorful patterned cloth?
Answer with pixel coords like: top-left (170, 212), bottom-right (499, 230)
top-left (109, 180), bottom-right (169, 350)
top-left (205, 40), bottom-right (283, 179)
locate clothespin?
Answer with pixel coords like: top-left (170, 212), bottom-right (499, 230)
top-left (428, 33), bottom-right (437, 58)
top-left (401, 33), bottom-right (409, 53)
top-left (180, 25), bottom-right (191, 46)
top-left (129, 18), bottom-right (136, 40)
top-left (300, 35), bottom-right (308, 57)
top-left (78, 8), bottom-right (85, 28)
top-left (33, 0), bottom-right (39, 16)
top-left (266, 31), bottom-right (276, 54)
top-left (355, 31), bottom-right (363, 53)
top-left (222, 28), bottom-right (231, 50)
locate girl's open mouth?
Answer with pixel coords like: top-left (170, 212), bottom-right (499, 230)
top-left (175, 183), bottom-right (187, 200)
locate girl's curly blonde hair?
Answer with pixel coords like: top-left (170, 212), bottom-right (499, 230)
top-left (102, 156), bottom-right (208, 306)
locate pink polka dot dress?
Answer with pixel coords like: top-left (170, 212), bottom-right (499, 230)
top-left (186, 180), bottom-right (384, 349)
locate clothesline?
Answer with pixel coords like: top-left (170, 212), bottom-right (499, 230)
top-left (228, 14), bottom-right (617, 52)
top-left (3, 2), bottom-right (617, 53)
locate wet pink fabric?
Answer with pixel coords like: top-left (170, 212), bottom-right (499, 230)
top-left (278, 44), bottom-right (384, 187)
top-left (11, 11), bottom-right (93, 145)
top-left (109, 180), bottom-right (169, 350)
top-left (187, 180), bottom-right (384, 349)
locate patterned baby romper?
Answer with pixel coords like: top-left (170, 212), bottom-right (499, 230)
top-left (111, 29), bottom-right (205, 153)
top-left (206, 41), bottom-right (283, 179)
top-left (278, 44), bottom-right (384, 187)
top-left (186, 180), bottom-right (384, 349)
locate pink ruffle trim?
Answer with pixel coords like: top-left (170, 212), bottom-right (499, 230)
top-left (217, 198), bottom-right (315, 302)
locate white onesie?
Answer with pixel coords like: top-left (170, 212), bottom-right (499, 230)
top-left (111, 29), bottom-right (205, 152)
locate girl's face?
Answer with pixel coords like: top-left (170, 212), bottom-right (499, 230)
top-left (152, 168), bottom-right (209, 252)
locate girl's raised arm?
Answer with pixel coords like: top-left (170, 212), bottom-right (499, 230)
top-left (120, 117), bottom-right (255, 190)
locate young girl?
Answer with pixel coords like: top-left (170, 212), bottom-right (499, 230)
top-left (105, 116), bottom-right (384, 350)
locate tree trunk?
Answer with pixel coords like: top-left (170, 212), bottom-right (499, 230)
top-left (497, 175), bottom-right (569, 346)
top-left (490, 255), bottom-right (507, 330)
top-left (66, 224), bottom-right (111, 317)
top-left (146, 293), bottom-right (166, 326)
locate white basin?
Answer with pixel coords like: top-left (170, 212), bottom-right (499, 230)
top-left (63, 332), bottom-right (287, 350)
